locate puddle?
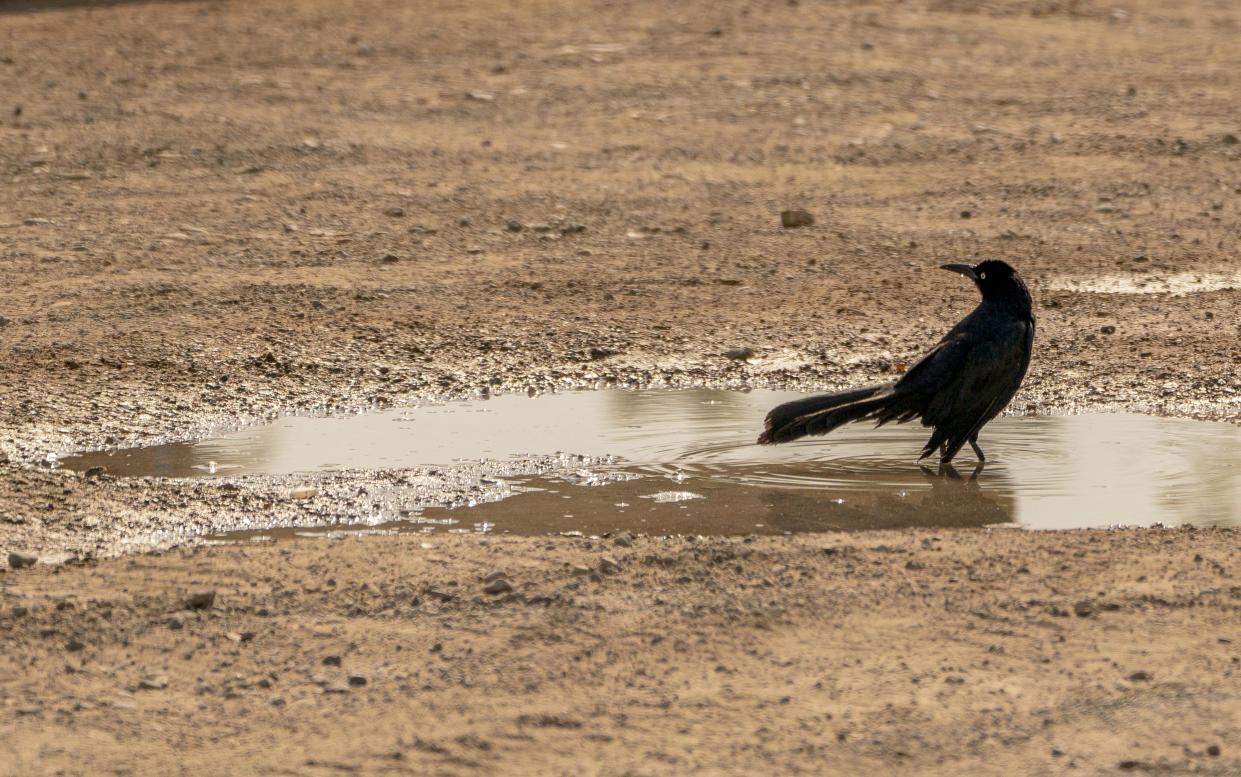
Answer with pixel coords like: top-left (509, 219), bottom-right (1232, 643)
top-left (1047, 271), bottom-right (1241, 295)
top-left (56, 389), bottom-right (1241, 534)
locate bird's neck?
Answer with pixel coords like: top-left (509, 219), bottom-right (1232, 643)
top-left (981, 294), bottom-right (1033, 321)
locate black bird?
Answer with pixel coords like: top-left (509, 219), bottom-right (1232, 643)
top-left (757, 260), bottom-right (1034, 463)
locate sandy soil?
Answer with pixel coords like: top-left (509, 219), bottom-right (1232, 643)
top-left (3, 0), bottom-right (1241, 774)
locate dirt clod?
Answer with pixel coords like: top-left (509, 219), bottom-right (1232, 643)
top-left (8, 552), bottom-right (37, 569)
top-left (780, 209), bottom-right (814, 228)
top-left (183, 591), bottom-right (216, 611)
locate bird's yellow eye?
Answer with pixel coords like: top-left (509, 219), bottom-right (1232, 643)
top-left (978, 272), bottom-right (987, 280)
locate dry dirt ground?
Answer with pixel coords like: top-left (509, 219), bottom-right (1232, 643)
top-left (3, 0), bottom-right (1241, 774)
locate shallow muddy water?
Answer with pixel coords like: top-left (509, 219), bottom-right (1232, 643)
top-left (57, 389), bottom-right (1241, 534)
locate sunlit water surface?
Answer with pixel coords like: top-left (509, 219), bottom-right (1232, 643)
top-left (57, 389), bottom-right (1241, 534)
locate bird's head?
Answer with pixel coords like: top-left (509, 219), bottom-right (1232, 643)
top-left (939, 260), bottom-right (1033, 315)
top-left (939, 259), bottom-right (1024, 295)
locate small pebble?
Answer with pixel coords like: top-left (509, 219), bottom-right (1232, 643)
top-left (138, 675), bottom-right (169, 690)
top-left (347, 674), bottom-right (367, 687)
top-left (183, 591), bottom-right (216, 611)
top-left (599, 557), bottom-right (621, 574)
top-left (8, 551), bottom-right (37, 569)
top-left (780, 209), bottom-right (814, 228)
top-left (323, 655), bottom-right (342, 667)
top-left (483, 578), bottom-right (514, 595)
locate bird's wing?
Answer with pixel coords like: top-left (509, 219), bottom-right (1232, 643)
top-left (890, 315), bottom-right (980, 400)
top-left (891, 310), bottom-right (1030, 415)
top-left (913, 316), bottom-right (1034, 457)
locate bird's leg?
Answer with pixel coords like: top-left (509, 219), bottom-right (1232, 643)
top-left (968, 434), bottom-right (985, 462)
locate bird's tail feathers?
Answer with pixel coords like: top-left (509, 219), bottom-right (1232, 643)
top-left (757, 384), bottom-right (900, 445)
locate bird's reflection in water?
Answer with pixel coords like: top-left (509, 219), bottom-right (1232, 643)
top-left (755, 460), bottom-right (1012, 533)
top-left (925, 461), bottom-right (984, 482)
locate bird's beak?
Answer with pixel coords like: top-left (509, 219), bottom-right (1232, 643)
top-left (939, 263), bottom-right (977, 280)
